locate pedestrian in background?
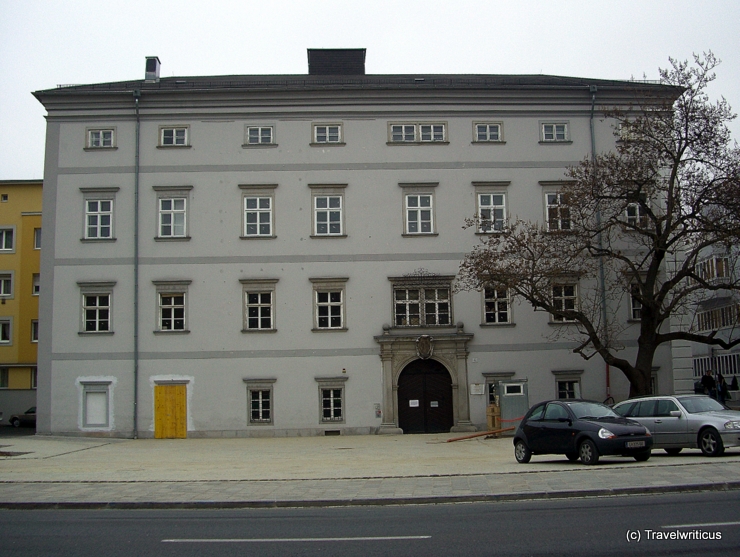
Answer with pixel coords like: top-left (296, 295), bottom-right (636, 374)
top-left (701, 369), bottom-right (717, 399)
top-left (717, 374), bottom-right (729, 405)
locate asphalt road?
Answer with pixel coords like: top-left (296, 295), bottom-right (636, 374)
top-left (2, 491), bottom-right (739, 556)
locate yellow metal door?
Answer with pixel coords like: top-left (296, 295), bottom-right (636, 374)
top-left (154, 384), bottom-right (187, 439)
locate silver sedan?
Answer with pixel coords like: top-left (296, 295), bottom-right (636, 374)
top-left (613, 395), bottom-right (740, 456)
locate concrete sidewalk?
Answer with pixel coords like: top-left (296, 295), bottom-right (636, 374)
top-left (1, 432), bottom-right (739, 508)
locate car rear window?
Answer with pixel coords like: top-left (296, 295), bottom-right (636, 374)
top-left (566, 401), bottom-right (618, 419)
top-left (634, 400), bottom-right (656, 417)
top-left (655, 399), bottom-right (679, 416)
top-left (679, 396), bottom-right (726, 413)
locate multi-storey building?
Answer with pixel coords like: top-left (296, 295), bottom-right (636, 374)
top-left (686, 249), bottom-right (740, 395)
top-left (0, 180), bottom-right (42, 423)
top-left (34, 50), bottom-right (678, 438)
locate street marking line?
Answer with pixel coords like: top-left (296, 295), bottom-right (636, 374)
top-left (163, 536), bottom-right (432, 543)
top-left (662, 521), bottom-right (740, 528)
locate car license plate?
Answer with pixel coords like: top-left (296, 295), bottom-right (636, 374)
top-left (626, 440), bottom-right (645, 449)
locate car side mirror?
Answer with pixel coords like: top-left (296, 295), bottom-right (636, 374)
top-left (669, 410), bottom-right (681, 418)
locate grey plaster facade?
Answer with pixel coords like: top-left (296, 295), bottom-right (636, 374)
top-left (34, 51), bottom-right (677, 438)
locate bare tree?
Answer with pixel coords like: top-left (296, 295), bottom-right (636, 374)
top-left (458, 53), bottom-right (740, 396)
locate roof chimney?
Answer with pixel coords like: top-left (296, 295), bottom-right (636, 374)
top-left (145, 56), bottom-right (161, 82)
top-left (307, 49), bottom-right (366, 75)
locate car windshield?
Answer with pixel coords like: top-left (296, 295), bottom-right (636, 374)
top-left (566, 401), bottom-right (619, 419)
top-left (678, 396), bottom-right (727, 414)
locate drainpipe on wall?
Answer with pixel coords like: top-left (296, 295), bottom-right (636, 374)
top-left (589, 85), bottom-right (611, 399)
top-left (133, 89), bottom-right (141, 439)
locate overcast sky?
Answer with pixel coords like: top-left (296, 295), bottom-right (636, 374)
top-left (1, 0), bottom-right (739, 180)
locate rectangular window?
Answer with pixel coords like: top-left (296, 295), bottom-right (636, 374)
top-left (317, 291), bottom-right (343, 329)
top-left (0, 228), bottom-right (14, 251)
top-left (478, 193), bottom-right (506, 232)
top-left (159, 198), bottom-right (187, 237)
top-left (542, 123), bottom-right (568, 142)
top-left (85, 200), bottom-right (113, 239)
top-left (250, 389), bottom-right (272, 423)
top-left (420, 124), bottom-right (445, 142)
top-left (311, 278), bottom-right (348, 331)
top-left (160, 127), bottom-right (188, 146)
top-left (310, 185), bottom-right (346, 237)
top-left (153, 281), bottom-right (190, 333)
top-left (83, 294), bottom-right (111, 332)
top-left (423, 288), bottom-right (450, 325)
top-left (159, 293), bottom-right (185, 331)
top-left (552, 284), bottom-right (578, 322)
top-left (246, 126), bottom-right (274, 145)
top-left (557, 380), bottom-right (581, 399)
top-left (244, 197), bottom-right (272, 237)
top-left (626, 202), bottom-right (648, 228)
top-left (246, 292), bottom-right (273, 330)
top-left (546, 192), bottom-right (571, 231)
top-left (405, 194), bottom-right (433, 234)
top-left (630, 284), bottom-right (642, 320)
top-left (314, 196), bottom-right (343, 235)
top-left (34, 228), bottom-right (41, 249)
top-left (394, 285), bottom-right (452, 327)
top-left (78, 281), bottom-right (115, 334)
top-left (0, 320), bottom-right (10, 344)
top-left (81, 187), bottom-right (118, 241)
top-left (626, 193), bottom-right (649, 229)
top-left (696, 256), bottom-right (731, 283)
top-left (244, 379), bottom-right (276, 425)
top-left (31, 320), bottom-right (39, 343)
top-left (391, 124), bottom-right (416, 142)
top-left (390, 123), bottom-right (446, 143)
top-left (88, 129), bottom-right (114, 148)
top-left (32, 274), bottom-right (40, 296)
top-left (321, 388), bottom-right (343, 422)
top-left (152, 186), bottom-right (193, 241)
top-left (0, 274), bottom-right (12, 297)
top-left (394, 289), bottom-right (420, 326)
top-left (475, 123), bottom-right (502, 142)
top-left (484, 287), bottom-right (510, 324)
top-left (314, 124), bottom-right (342, 144)
top-left (241, 279), bottom-right (278, 332)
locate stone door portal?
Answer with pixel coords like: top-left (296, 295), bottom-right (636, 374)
top-left (397, 359), bottom-right (454, 433)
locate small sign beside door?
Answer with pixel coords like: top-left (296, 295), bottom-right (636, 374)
top-left (430, 401), bottom-right (439, 408)
top-left (409, 400), bottom-right (419, 407)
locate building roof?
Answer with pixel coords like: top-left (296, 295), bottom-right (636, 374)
top-left (34, 73), bottom-right (678, 99)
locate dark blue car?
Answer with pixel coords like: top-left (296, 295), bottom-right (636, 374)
top-left (514, 399), bottom-right (653, 465)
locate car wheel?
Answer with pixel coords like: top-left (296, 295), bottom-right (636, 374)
top-left (664, 448), bottom-right (682, 456)
top-left (699, 428), bottom-right (725, 457)
top-left (565, 452), bottom-right (579, 462)
top-left (579, 439), bottom-right (599, 465)
top-left (634, 451), bottom-right (651, 462)
top-left (10, 418), bottom-right (20, 428)
top-left (514, 440), bottom-right (532, 464)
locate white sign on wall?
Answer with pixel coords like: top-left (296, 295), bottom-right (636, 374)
top-left (470, 383), bottom-right (485, 395)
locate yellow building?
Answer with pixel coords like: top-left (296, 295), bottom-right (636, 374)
top-left (0, 180), bottom-right (42, 424)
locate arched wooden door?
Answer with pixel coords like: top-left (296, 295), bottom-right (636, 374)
top-left (397, 359), bottom-right (453, 433)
